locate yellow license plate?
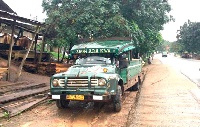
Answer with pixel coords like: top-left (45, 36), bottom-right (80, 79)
top-left (66, 95), bottom-right (84, 100)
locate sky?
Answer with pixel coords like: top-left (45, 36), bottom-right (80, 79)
top-left (3, 0), bottom-right (200, 42)
top-left (3, 0), bottom-right (46, 22)
top-left (160, 0), bottom-right (200, 42)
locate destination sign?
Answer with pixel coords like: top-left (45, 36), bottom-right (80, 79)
top-left (71, 48), bottom-right (117, 54)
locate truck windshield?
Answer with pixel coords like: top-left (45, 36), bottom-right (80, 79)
top-left (75, 56), bottom-right (111, 65)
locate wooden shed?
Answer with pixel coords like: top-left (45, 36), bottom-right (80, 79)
top-left (0, 9), bottom-right (45, 81)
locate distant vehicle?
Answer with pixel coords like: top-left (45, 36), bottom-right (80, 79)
top-left (162, 51), bottom-right (168, 57)
top-left (181, 52), bottom-right (192, 58)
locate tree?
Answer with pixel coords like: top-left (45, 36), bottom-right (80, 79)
top-left (156, 39), bottom-right (170, 52)
top-left (120, 0), bottom-right (172, 54)
top-left (169, 41), bottom-right (182, 53)
top-left (42, 0), bottom-right (172, 55)
top-left (178, 21), bottom-right (200, 54)
top-left (42, 0), bottom-right (132, 39)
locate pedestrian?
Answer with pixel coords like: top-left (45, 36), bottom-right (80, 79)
top-left (151, 53), bottom-right (154, 60)
top-left (148, 57), bottom-right (151, 64)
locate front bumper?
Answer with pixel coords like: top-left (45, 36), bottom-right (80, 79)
top-left (49, 93), bottom-right (112, 102)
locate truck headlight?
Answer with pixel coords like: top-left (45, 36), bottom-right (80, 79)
top-left (103, 68), bottom-right (108, 73)
top-left (52, 79), bottom-right (59, 87)
top-left (98, 78), bottom-right (106, 86)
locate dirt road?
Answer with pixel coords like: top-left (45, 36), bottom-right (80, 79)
top-left (0, 90), bottom-right (138, 127)
top-left (1, 58), bottom-right (200, 127)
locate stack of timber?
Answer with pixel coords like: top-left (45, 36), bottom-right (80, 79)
top-left (23, 62), bottom-right (71, 76)
top-left (54, 63), bottom-right (71, 73)
top-left (23, 63), bottom-right (37, 73)
top-left (37, 62), bottom-right (56, 76)
top-left (0, 68), bottom-right (8, 80)
top-left (0, 81), bottom-right (49, 118)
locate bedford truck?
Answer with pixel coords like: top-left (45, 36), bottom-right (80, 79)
top-left (49, 38), bottom-right (143, 112)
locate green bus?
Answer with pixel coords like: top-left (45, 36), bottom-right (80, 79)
top-left (49, 38), bottom-right (143, 112)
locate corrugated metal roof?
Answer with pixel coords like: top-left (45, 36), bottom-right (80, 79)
top-left (0, 1), bottom-right (44, 33)
top-left (0, 10), bottom-right (44, 34)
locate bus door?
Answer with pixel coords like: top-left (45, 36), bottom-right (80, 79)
top-left (119, 53), bottom-right (129, 84)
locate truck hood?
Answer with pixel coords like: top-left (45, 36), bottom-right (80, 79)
top-left (54, 65), bottom-right (115, 78)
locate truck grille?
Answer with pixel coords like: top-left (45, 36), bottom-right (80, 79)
top-left (58, 78), bottom-right (98, 87)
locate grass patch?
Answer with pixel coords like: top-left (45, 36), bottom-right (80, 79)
top-left (50, 52), bottom-right (68, 60)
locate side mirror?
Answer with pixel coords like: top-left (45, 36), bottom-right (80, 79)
top-left (68, 54), bottom-right (73, 59)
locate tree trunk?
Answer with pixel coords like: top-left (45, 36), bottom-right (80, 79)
top-left (7, 21), bottom-right (15, 81)
top-left (58, 47), bottom-right (60, 62)
top-left (61, 47), bottom-right (66, 63)
top-left (34, 34), bottom-right (38, 64)
top-left (39, 35), bottom-right (45, 62)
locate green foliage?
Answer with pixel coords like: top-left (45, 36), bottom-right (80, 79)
top-left (50, 52), bottom-right (68, 60)
top-left (121, 0), bottom-right (172, 54)
top-left (168, 41), bottom-right (182, 53)
top-left (177, 21), bottom-right (200, 53)
top-left (140, 30), bottom-right (163, 54)
top-left (3, 111), bottom-right (9, 118)
top-left (156, 40), bottom-right (170, 51)
top-left (121, 0), bottom-right (172, 30)
top-left (42, 0), bottom-right (172, 55)
top-left (47, 99), bottom-right (54, 104)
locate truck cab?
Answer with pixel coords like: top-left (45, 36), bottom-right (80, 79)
top-left (49, 39), bottom-right (142, 112)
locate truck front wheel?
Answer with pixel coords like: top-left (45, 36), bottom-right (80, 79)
top-left (113, 85), bottom-right (122, 112)
top-left (56, 99), bottom-right (70, 109)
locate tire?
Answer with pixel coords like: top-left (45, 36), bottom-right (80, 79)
top-left (56, 99), bottom-right (70, 109)
top-left (131, 76), bottom-right (141, 91)
top-left (113, 85), bottom-right (122, 112)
